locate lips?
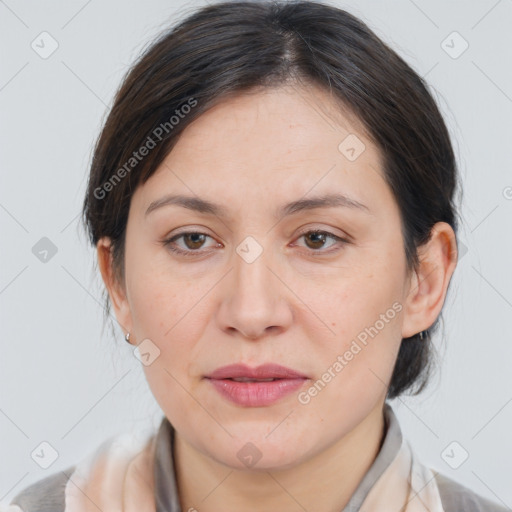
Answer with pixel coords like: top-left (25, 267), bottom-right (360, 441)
top-left (206, 363), bottom-right (308, 381)
top-left (205, 363), bottom-right (309, 407)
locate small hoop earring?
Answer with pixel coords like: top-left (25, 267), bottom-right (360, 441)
top-left (125, 332), bottom-right (131, 344)
top-left (419, 331), bottom-right (424, 341)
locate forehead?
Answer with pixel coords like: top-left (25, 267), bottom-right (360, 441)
top-left (133, 84), bottom-right (391, 218)
top-left (171, 84), bottom-right (369, 155)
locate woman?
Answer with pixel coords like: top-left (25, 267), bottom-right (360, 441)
top-left (6, 1), bottom-right (507, 510)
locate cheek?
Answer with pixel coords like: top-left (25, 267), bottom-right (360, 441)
top-left (127, 254), bottom-right (207, 341)
top-left (299, 257), bottom-right (404, 341)
top-left (133, 271), bottom-right (212, 428)
top-left (294, 253), bottom-right (404, 393)
top-left (298, 289), bottom-right (403, 423)
top-left (127, 255), bottom-right (221, 367)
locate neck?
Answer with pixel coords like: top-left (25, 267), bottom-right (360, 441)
top-left (174, 402), bottom-right (387, 512)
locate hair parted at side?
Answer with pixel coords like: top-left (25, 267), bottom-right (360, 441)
top-left (81, 0), bottom-right (461, 399)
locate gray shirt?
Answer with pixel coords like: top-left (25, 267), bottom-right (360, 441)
top-left (10, 403), bottom-right (509, 511)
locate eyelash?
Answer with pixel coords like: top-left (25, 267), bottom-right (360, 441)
top-left (162, 229), bottom-right (350, 257)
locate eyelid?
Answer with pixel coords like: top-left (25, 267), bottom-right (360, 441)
top-left (294, 224), bottom-right (352, 241)
top-left (290, 228), bottom-right (350, 254)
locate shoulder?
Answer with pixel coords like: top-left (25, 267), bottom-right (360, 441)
top-left (434, 471), bottom-right (509, 511)
top-left (7, 465), bottom-right (75, 512)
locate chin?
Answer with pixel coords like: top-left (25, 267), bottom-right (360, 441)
top-left (211, 444), bottom-right (310, 473)
top-left (197, 424), bottom-right (318, 472)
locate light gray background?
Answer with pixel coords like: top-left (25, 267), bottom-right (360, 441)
top-left (1, 0), bottom-right (511, 507)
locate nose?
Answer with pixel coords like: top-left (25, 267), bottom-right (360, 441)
top-left (216, 242), bottom-right (293, 341)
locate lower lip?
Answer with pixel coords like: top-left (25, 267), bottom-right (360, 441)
top-left (207, 378), bottom-right (307, 407)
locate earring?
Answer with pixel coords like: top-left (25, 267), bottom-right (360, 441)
top-left (125, 332), bottom-right (131, 344)
top-left (419, 331), bottom-right (424, 341)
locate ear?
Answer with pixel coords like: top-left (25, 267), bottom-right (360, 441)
top-left (401, 222), bottom-right (458, 339)
top-left (96, 237), bottom-right (133, 336)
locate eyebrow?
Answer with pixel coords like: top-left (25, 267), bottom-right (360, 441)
top-left (145, 192), bottom-right (371, 220)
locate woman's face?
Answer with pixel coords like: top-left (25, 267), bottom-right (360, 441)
top-left (109, 84), bottom-right (419, 470)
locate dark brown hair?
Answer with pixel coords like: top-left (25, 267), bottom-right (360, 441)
top-left (81, 0), bottom-right (461, 399)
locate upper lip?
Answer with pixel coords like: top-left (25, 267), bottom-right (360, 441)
top-left (206, 363), bottom-right (308, 380)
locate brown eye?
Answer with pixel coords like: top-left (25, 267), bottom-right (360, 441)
top-left (303, 231), bottom-right (329, 250)
top-left (182, 232), bottom-right (207, 250)
top-left (163, 231), bottom-right (219, 256)
top-left (295, 229), bottom-right (349, 254)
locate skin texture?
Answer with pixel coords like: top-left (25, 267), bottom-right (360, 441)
top-left (97, 83), bottom-right (458, 512)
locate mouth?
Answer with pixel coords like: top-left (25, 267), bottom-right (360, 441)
top-left (206, 363), bottom-right (308, 380)
top-left (226, 377), bottom-right (280, 382)
top-left (205, 363), bottom-right (309, 407)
